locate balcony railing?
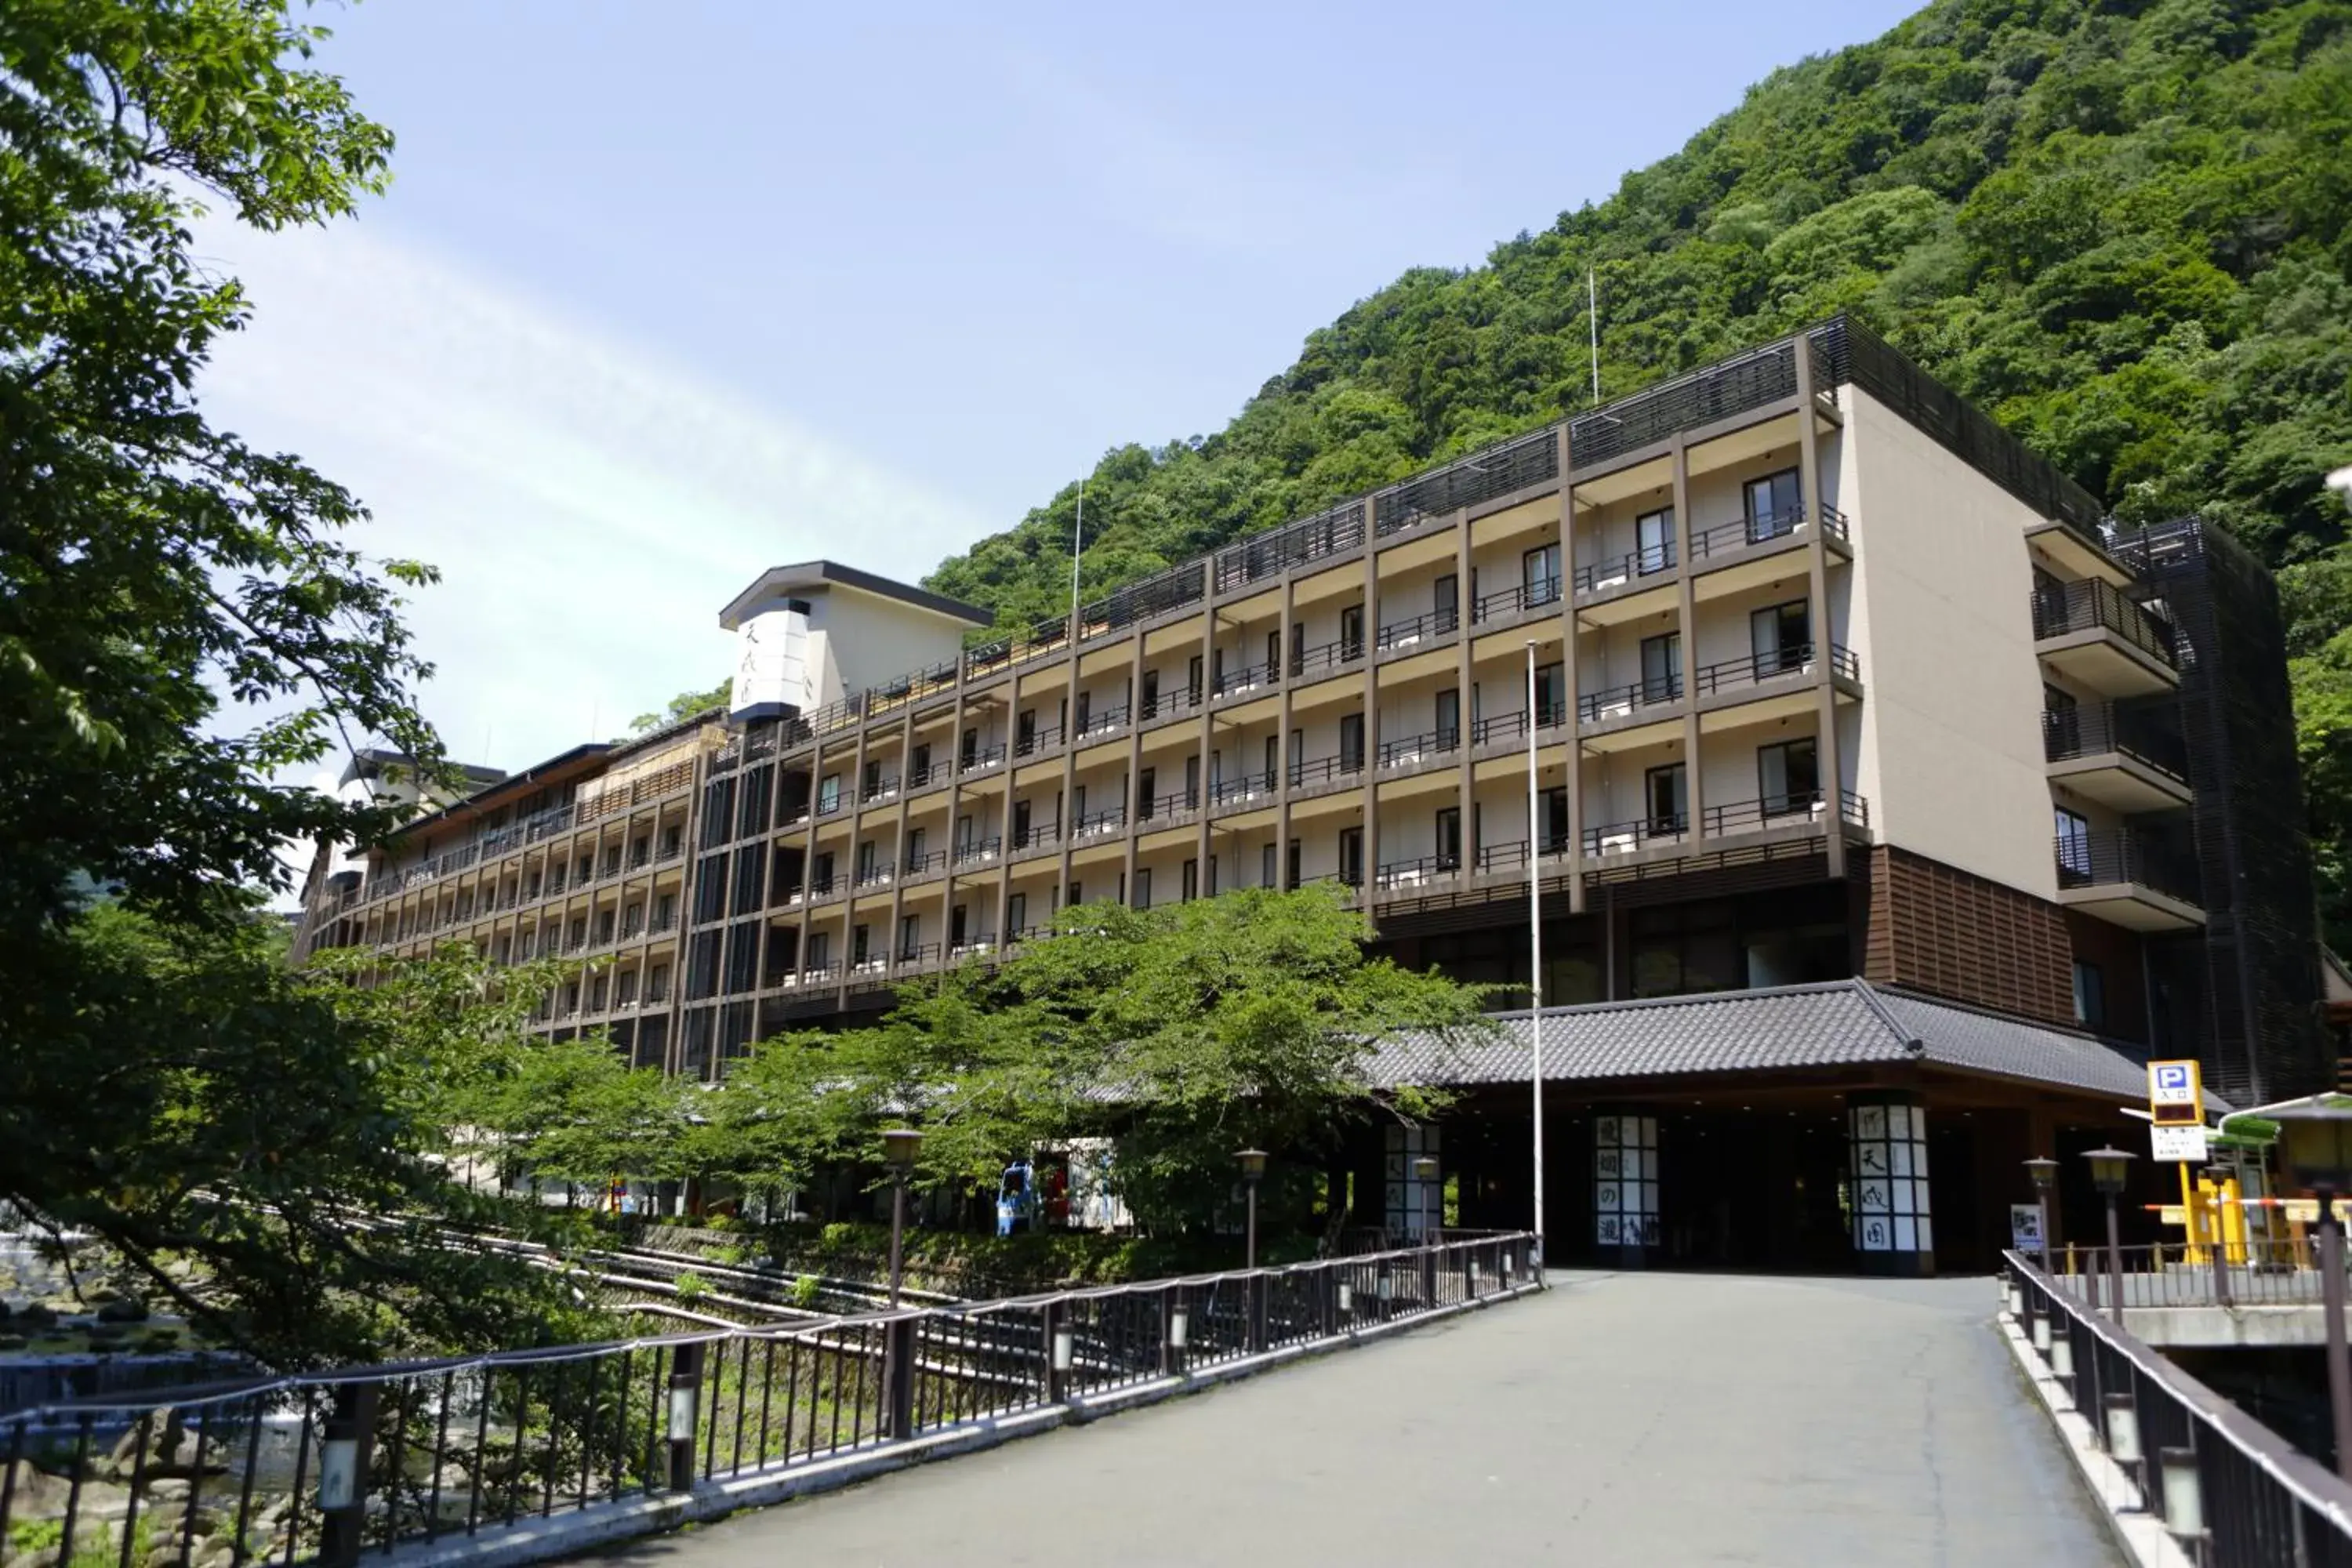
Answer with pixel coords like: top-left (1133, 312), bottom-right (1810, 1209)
top-left (1290, 637), bottom-right (1366, 681)
top-left (1214, 500), bottom-right (1367, 593)
top-left (1139, 686), bottom-right (1201, 723)
top-left (2031, 579), bottom-right (2177, 669)
top-left (951, 836), bottom-right (1004, 866)
top-left (859, 776), bottom-right (900, 806)
top-left (1075, 702), bottom-right (1131, 740)
top-left (1377, 728), bottom-right (1460, 770)
top-left (1013, 723), bottom-right (1065, 759)
top-left (960, 742), bottom-right (1007, 774)
top-left (1210, 771), bottom-right (1276, 808)
top-left (2055, 829), bottom-right (2198, 904)
top-left (851, 860), bottom-right (896, 891)
top-left (1577, 674), bottom-right (1682, 724)
top-left (1011, 826), bottom-right (1061, 855)
top-left (903, 848), bottom-right (949, 877)
top-left (1213, 661), bottom-right (1273, 699)
top-left (1686, 502), bottom-right (1847, 561)
top-left (1373, 426), bottom-right (1559, 535)
top-left (1072, 807), bottom-right (1127, 840)
top-left (2042, 703), bottom-right (2190, 781)
top-left (1472, 576), bottom-right (1562, 622)
top-left (1139, 789), bottom-right (1202, 820)
top-left (1469, 703), bottom-right (1568, 746)
top-left (1691, 641), bottom-right (1860, 697)
top-left (1572, 543), bottom-right (1675, 594)
top-left (1374, 852), bottom-right (1464, 890)
top-left (1287, 753), bottom-right (1363, 790)
top-left (1375, 605), bottom-right (1458, 652)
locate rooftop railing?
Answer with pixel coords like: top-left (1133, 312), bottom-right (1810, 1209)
top-left (2031, 578), bottom-right (2178, 669)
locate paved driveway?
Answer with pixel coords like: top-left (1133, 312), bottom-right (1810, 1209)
top-left (593, 1271), bottom-right (2119, 1566)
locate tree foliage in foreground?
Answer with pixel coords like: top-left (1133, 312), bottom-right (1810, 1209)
top-left (4, 912), bottom-right (609, 1368)
top-left (0, 0), bottom-right (582, 1366)
top-left (924, 0), bottom-right (2352, 944)
top-left (714, 887), bottom-right (1490, 1231)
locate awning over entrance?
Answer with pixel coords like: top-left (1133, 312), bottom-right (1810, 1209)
top-left (1363, 978), bottom-right (2230, 1111)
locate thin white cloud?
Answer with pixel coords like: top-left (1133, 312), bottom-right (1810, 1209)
top-left (192, 214), bottom-right (996, 779)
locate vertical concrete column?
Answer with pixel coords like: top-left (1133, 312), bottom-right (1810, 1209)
top-left (1056, 633), bottom-right (1081, 906)
top-left (942, 656), bottom-right (967, 944)
top-left (1361, 541), bottom-right (1381, 928)
top-left (1275, 569), bottom-right (1297, 887)
top-left (1122, 630), bottom-right (1146, 902)
top-left (1594, 1109), bottom-right (1658, 1268)
top-left (1555, 426), bottom-right (1585, 914)
top-left (837, 713), bottom-right (870, 1011)
top-left (884, 706), bottom-right (916, 969)
top-left (1194, 562), bottom-right (1221, 889)
top-left (1792, 338), bottom-right (1846, 878)
top-left (994, 671), bottom-right (1019, 946)
top-left (1452, 511), bottom-right (1475, 876)
top-left (1671, 434), bottom-right (1704, 850)
top-left (1849, 1091), bottom-right (1933, 1276)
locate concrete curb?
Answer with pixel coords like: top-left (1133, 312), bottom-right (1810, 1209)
top-left (1994, 1303), bottom-right (2197, 1568)
top-left (378, 1278), bottom-right (1548, 1568)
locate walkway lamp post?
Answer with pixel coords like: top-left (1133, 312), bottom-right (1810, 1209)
top-left (882, 1127), bottom-right (923, 1308)
top-left (2024, 1156), bottom-right (2057, 1270)
top-left (1237, 1149), bottom-right (1268, 1269)
top-left (2270, 1100), bottom-right (2352, 1483)
top-left (2084, 1145), bottom-right (2136, 1327)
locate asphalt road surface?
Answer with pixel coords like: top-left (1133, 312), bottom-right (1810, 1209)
top-left (590, 1269), bottom-right (2120, 1566)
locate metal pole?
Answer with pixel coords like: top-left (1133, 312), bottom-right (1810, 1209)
top-left (1587, 268), bottom-right (1600, 405)
top-left (1245, 1180), bottom-right (1258, 1272)
top-left (2106, 1191), bottom-right (2125, 1328)
top-left (2320, 1186), bottom-right (2352, 1485)
top-left (1525, 638), bottom-right (1546, 1268)
top-left (1072, 481), bottom-right (1084, 630)
top-left (888, 1175), bottom-right (907, 1308)
top-left (2208, 1189), bottom-right (2232, 1309)
top-left (2038, 1195), bottom-right (2052, 1272)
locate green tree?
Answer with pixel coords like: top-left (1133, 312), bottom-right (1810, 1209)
top-left (0, 2), bottom-right (601, 1365)
top-left (723, 887), bottom-right (1488, 1230)
top-left (627, 679), bottom-right (731, 735)
top-left (7, 913), bottom-right (605, 1368)
top-left (460, 1032), bottom-right (696, 1196)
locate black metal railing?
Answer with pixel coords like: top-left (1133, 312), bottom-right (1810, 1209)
top-left (903, 849), bottom-right (949, 877)
top-left (2055, 829), bottom-right (2200, 904)
top-left (1374, 605), bottom-right (1458, 652)
top-left (1013, 724), bottom-right (1065, 759)
top-left (0, 1239), bottom-right (1541, 1568)
top-left (2043, 703), bottom-right (2190, 781)
top-left (2041, 1240), bottom-right (2349, 1310)
top-left (859, 777), bottom-right (900, 805)
top-left (1209, 772), bottom-right (1276, 808)
top-left (1214, 501), bottom-right (1367, 593)
top-left (1571, 336), bottom-right (1800, 468)
top-left (1373, 427), bottom-right (1559, 535)
top-left (960, 743), bottom-right (1007, 774)
top-left (1691, 642), bottom-right (1860, 696)
top-left (1377, 728), bottom-right (1460, 769)
top-left (1138, 686), bottom-right (1201, 724)
top-left (1581, 814), bottom-right (1688, 856)
top-left (1374, 853), bottom-right (1464, 890)
top-left (1140, 789), bottom-right (1201, 820)
top-left (1077, 561), bottom-right (1207, 640)
top-left (1072, 807), bottom-right (1127, 840)
top-left (1075, 703), bottom-right (1131, 740)
top-left (1687, 503), bottom-right (1829, 560)
top-left (851, 860), bottom-right (896, 890)
top-left (1212, 662), bottom-right (1272, 699)
top-left (1289, 637), bottom-right (1365, 681)
top-left (1469, 703), bottom-right (1568, 746)
top-left (1472, 577), bottom-right (1562, 622)
top-left (1287, 754), bottom-right (1362, 791)
top-left (1472, 835), bottom-right (1571, 875)
top-left (1577, 675), bottom-right (1682, 723)
top-left (1010, 827), bottom-right (1061, 855)
top-left (2032, 579), bottom-right (2179, 669)
top-left (1572, 543), bottom-right (1675, 594)
top-left (951, 837), bottom-right (1003, 866)
top-left (2007, 1249), bottom-right (2352, 1566)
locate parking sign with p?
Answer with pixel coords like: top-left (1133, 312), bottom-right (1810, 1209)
top-left (2148, 1059), bottom-right (2201, 1126)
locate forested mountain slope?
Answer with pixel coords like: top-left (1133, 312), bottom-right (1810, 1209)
top-left (923, 0), bottom-right (2352, 943)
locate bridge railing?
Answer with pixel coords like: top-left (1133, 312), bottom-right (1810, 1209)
top-left (2039, 1239), bottom-right (2345, 1310)
top-left (2005, 1248), bottom-right (2352, 1565)
top-left (0, 1233), bottom-right (1538, 1568)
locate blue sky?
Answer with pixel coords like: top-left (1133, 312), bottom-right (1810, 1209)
top-left (198, 0), bottom-right (1922, 779)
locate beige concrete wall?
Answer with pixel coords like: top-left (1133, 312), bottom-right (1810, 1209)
top-left (805, 587), bottom-right (973, 706)
top-left (1844, 386), bottom-right (2056, 898)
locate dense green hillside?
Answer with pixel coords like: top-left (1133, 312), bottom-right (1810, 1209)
top-left (924, 0), bottom-right (2352, 946)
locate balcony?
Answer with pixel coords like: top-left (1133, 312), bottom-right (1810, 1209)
top-left (1013, 722), bottom-right (1066, 760)
top-left (1472, 576), bottom-right (1562, 630)
top-left (1470, 702), bottom-right (1568, 753)
top-left (1377, 728), bottom-right (1459, 774)
top-left (1375, 605), bottom-right (1458, 657)
top-left (1374, 852), bottom-right (1464, 892)
top-left (2055, 829), bottom-right (2203, 931)
top-left (2032, 580), bottom-right (2177, 697)
top-left (1693, 643), bottom-right (1860, 706)
top-left (1075, 702), bottom-right (1131, 742)
top-left (1209, 771), bottom-right (1276, 812)
top-left (903, 848), bottom-right (949, 881)
top-left (951, 836), bottom-right (1004, 869)
top-left (960, 742), bottom-right (1007, 775)
top-left (1139, 686), bottom-right (1203, 726)
top-left (1578, 674), bottom-right (1682, 732)
top-left (1072, 806), bottom-right (1128, 842)
top-left (858, 776), bottom-right (901, 807)
top-left (1290, 637), bottom-right (1366, 684)
top-left (1138, 788), bottom-right (1203, 826)
top-left (1287, 753), bottom-right (1364, 798)
top-left (851, 860), bottom-right (896, 891)
top-left (1212, 660), bottom-right (1274, 701)
top-left (2043, 704), bottom-right (2192, 811)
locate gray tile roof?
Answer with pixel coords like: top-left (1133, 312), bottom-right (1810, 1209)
top-left (1362, 979), bottom-right (2227, 1110)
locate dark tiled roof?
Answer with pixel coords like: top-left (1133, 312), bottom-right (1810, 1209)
top-left (1363, 979), bottom-right (2228, 1110)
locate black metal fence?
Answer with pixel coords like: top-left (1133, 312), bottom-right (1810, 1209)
top-left (2006, 1249), bottom-right (2352, 1565)
top-left (1, 1236), bottom-right (1537, 1568)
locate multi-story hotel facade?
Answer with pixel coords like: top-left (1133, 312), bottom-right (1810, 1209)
top-left (296, 317), bottom-right (2321, 1274)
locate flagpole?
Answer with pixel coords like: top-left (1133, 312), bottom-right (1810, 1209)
top-left (1526, 637), bottom-right (1546, 1269)
top-left (1071, 481), bottom-right (1084, 632)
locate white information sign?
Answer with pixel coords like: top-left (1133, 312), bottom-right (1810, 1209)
top-left (2009, 1203), bottom-right (2045, 1250)
top-left (2151, 1123), bottom-right (2209, 1163)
